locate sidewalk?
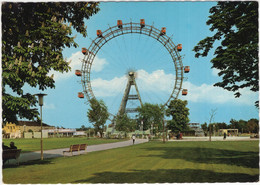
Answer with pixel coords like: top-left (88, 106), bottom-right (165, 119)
top-left (168, 136), bottom-right (253, 141)
top-left (8, 139), bottom-right (148, 165)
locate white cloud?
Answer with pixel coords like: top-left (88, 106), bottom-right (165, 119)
top-left (92, 76), bottom-right (127, 97)
top-left (91, 69), bottom-right (175, 98)
top-left (182, 81), bottom-right (258, 106)
top-left (49, 52), bottom-right (108, 81)
top-left (92, 57), bottom-right (108, 72)
top-left (90, 68), bottom-right (257, 106)
top-left (137, 69), bottom-right (174, 93)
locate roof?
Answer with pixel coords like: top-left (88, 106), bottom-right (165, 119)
top-left (17, 121), bottom-right (51, 127)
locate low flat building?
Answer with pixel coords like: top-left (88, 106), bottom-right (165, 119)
top-left (219, 129), bottom-right (238, 136)
top-left (188, 123), bottom-right (204, 136)
top-left (46, 128), bottom-right (76, 137)
top-left (2, 121), bottom-right (54, 138)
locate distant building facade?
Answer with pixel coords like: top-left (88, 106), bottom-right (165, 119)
top-left (188, 123), bottom-right (204, 136)
top-left (2, 121), bottom-right (54, 138)
top-left (2, 121), bottom-right (86, 138)
top-left (219, 129), bottom-right (238, 136)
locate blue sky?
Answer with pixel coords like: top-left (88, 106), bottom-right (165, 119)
top-left (22, 2), bottom-right (258, 128)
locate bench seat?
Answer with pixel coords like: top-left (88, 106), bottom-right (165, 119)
top-left (3, 149), bottom-right (22, 165)
top-left (63, 144), bottom-right (87, 156)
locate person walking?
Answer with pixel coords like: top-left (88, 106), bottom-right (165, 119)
top-left (223, 132), bottom-right (227, 140)
top-left (132, 134), bottom-right (136, 144)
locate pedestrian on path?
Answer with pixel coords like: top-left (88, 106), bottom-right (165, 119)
top-left (132, 134), bottom-right (136, 144)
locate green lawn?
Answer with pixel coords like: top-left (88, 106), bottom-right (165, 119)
top-left (3, 140), bottom-right (259, 183)
top-left (2, 137), bottom-right (126, 152)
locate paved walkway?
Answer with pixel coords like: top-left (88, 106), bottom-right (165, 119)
top-left (169, 136), bottom-right (254, 141)
top-left (8, 139), bottom-right (148, 165)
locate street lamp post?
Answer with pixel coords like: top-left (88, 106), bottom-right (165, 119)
top-left (163, 119), bottom-right (165, 143)
top-left (35, 93), bottom-right (47, 160)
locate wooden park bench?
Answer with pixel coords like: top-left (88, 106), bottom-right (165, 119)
top-left (63, 144), bottom-right (87, 156)
top-left (3, 149), bottom-right (22, 165)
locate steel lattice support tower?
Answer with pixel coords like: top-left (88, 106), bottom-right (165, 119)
top-left (118, 71), bottom-right (143, 115)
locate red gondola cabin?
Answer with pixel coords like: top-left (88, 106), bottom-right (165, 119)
top-left (177, 44), bottom-right (182, 51)
top-left (184, 66), bottom-right (190, 73)
top-left (82, 48), bottom-right (88, 55)
top-left (140, 19), bottom-right (145, 28)
top-left (75, 70), bottom-right (82, 76)
top-left (97, 30), bottom-right (102, 37)
top-left (117, 20), bottom-right (123, 28)
top-left (160, 27), bottom-right (166, 35)
top-left (78, 92), bottom-right (84, 98)
top-left (182, 89), bottom-right (188, 96)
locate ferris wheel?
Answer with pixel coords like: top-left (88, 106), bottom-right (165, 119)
top-left (76, 19), bottom-right (190, 118)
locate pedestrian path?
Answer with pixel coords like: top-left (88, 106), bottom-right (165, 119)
top-left (9, 139), bottom-right (148, 164)
top-left (168, 136), bottom-right (252, 141)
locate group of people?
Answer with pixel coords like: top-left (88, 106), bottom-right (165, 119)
top-left (2, 142), bottom-right (17, 150)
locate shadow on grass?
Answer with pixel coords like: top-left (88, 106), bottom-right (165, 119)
top-left (3, 159), bottom-right (54, 169)
top-left (73, 168), bottom-right (259, 183)
top-left (140, 146), bottom-right (259, 169)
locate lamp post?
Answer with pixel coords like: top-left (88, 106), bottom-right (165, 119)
top-left (163, 119), bottom-right (165, 143)
top-left (35, 93), bottom-right (47, 160)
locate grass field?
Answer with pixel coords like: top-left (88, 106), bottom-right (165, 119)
top-left (3, 140), bottom-right (259, 183)
top-left (2, 137), bottom-right (126, 152)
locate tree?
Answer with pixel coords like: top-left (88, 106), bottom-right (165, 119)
top-left (193, 2), bottom-right (258, 107)
top-left (136, 103), bottom-right (165, 134)
top-left (115, 113), bottom-right (136, 138)
top-left (229, 119), bottom-right (247, 133)
top-left (246, 118), bottom-right (259, 133)
top-left (87, 98), bottom-right (109, 138)
top-left (201, 122), bottom-right (208, 133)
top-left (216, 122), bottom-right (228, 130)
top-left (2, 2), bottom-right (100, 123)
top-left (166, 99), bottom-right (190, 132)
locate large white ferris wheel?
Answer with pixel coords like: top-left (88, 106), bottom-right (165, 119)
top-left (76, 19), bottom-right (190, 119)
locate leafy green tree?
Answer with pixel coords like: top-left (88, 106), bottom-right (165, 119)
top-left (136, 103), bottom-right (165, 133)
top-left (201, 122), bottom-right (208, 132)
top-left (115, 113), bottom-right (136, 138)
top-left (2, 2), bottom-right (100, 123)
top-left (229, 119), bottom-right (247, 133)
top-left (166, 99), bottom-right (190, 132)
top-left (193, 2), bottom-right (258, 107)
top-left (246, 118), bottom-right (259, 133)
top-left (87, 98), bottom-right (109, 138)
top-left (215, 122), bottom-right (228, 130)
top-left (76, 125), bottom-right (90, 131)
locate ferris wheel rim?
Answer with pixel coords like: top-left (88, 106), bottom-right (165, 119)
top-left (81, 21), bottom-right (184, 116)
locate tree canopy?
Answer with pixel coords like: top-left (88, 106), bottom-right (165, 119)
top-left (136, 103), bottom-right (165, 132)
top-left (193, 1), bottom-right (258, 107)
top-left (115, 113), bottom-right (136, 137)
top-left (2, 2), bottom-right (100, 123)
top-left (166, 99), bottom-right (190, 132)
top-left (87, 98), bottom-right (109, 138)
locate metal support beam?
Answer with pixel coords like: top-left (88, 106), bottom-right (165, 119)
top-left (118, 71), bottom-right (143, 115)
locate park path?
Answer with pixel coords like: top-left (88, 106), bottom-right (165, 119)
top-left (9, 139), bottom-right (148, 164)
